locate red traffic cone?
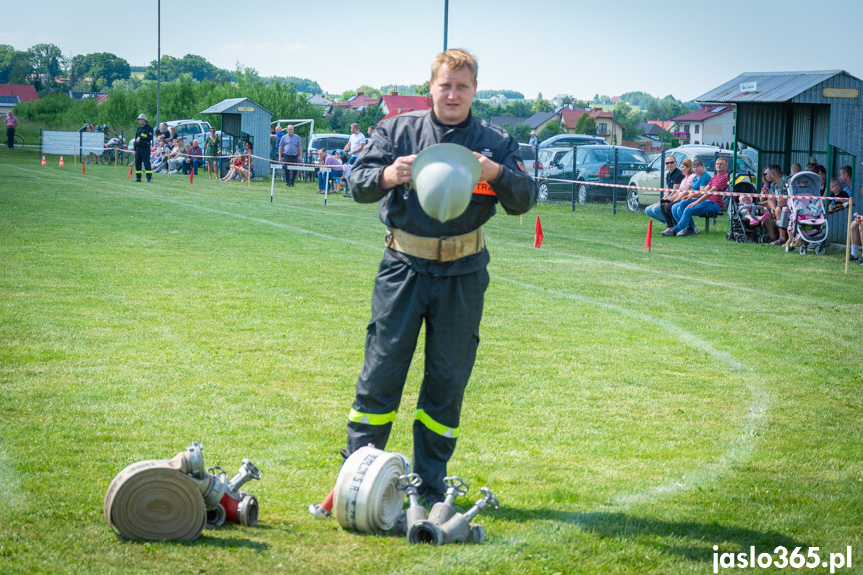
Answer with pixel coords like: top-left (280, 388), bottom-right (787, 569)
top-left (82, 162), bottom-right (86, 174)
top-left (126, 165), bottom-right (134, 180)
top-left (644, 219), bottom-right (653, 252)
top-left (59, 156), bottom-right (65, 167)
top-left (534, 216), bottom-right (544, 248)
top-left (189, 170), bottom-right (193, 184)
top-left (41, 155), bottom-right (47, 166)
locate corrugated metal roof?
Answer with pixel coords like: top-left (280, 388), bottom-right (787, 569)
top-left (695, 70), bottom-right (844, 103)
top-left (201, 98), bottom-right (249, 114)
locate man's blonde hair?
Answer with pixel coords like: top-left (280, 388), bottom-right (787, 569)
top-left (431, 49), bottom-right (478, 83)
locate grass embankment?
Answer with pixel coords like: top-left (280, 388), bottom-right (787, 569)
top-left (1, 150), bottom-right (861, 574)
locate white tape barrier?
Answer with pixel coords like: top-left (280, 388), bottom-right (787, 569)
top-left (104, 460), bottom-right (206, 541)
top-left (333, 446), bottom-right (409, 532)
top-left (536, 175), bottom-right (847, 203)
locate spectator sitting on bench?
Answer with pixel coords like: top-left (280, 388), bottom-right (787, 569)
top-left (664, 158), bottom-right (711, 236)
top-left (646, 155), bottom-right (684, 231)
top-left (827, 177), bottom-right (850, 214)
top-left (670, 157), bottom-right (729, 237)
top-left (316, 148), bottom-right (343, 194)
top-left (221, 141), bottom-right (252, 182)
top-left (182, 139), bottom-right (206, 176)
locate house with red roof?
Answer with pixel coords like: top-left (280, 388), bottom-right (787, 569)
top-left (331, 92), bottom-right (382, 112)
top-left (379, 92), bottom-right (431, 122)
top-left (671, 104), bottom-right (735, 146)
top-left (0, 84), bottom-right (39, 115)
top-left (560, 108), bottom-right (623, 144)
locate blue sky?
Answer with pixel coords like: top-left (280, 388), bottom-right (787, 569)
top-left (3, 0), bottom-right (862, 102)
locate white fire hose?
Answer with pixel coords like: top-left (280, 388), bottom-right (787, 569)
top-left (332, 446), bottom-right (410, 532)
top-left (104, 443), bottom-right (260, 541)
top-left (104, 460), bottom-right (207, 541)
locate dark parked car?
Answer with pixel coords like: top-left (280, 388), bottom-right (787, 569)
top-left (538, 145), bottom-right (649, 204)
top-left (538, 134), bottom-right (606, 149)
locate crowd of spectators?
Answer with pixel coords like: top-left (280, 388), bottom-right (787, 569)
top-left (645, 157), bottom-right (855, 252)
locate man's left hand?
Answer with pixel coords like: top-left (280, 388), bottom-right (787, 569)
top-left (473, 152), bottom-right (502, 183)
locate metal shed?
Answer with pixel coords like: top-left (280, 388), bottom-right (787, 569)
top-left (696, 70), bottom-right (863, 242)
top-left (201, 97), bottom-right (272, 178)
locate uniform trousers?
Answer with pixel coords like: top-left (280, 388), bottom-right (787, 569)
top-left (344, 251), bottom-right (489, 497)
top-left (134, 149), bottom-right (152, 181)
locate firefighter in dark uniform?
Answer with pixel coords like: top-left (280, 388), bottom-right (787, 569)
top-left (134, 113), bottom-right (153, 182)
top-left (343, 49), bottom-right (536, 503)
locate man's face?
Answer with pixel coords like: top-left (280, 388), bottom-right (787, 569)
top-left (839, 171), bottom-right (850, 185)
top-left (664, 157), bottom-right (677, 171)
top-left (138, 118), bottom-right (145, 126)
top-left (319, 150), bottom-right (326, 160)
top-left (430, 64), bottom-right (476, 125)
top-left (287, 126), bottom-right (294, 135)
top-left (715, 158), bottom-right (728, 173)
top-left (351, 125), bottom-right (358, 134)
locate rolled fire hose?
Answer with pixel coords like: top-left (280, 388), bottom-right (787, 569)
top-left (333, 446), bottom-right (409, 532)
top-left (104, 460), bottom-right (206, 541)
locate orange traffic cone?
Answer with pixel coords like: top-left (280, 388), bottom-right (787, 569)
top-left (82, 162), bottom-right (86, 174)
top-left (41, 155), bottom-right (47, 166)
top-left (59, 156), bottom-right (65, 167)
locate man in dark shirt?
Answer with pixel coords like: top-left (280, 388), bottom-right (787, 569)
top-left (343, 48), bottom-right (535, 503)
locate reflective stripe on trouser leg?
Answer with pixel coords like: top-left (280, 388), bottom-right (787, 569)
top-left (412, 266), bottom-right (489, 498)
top-left (343, 253), bottom-right (425, 461)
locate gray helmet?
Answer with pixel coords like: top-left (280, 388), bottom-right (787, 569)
top-left (137, 113), bottom-right (147, 121)
top-left (412, 143), bottom-right (481, 223)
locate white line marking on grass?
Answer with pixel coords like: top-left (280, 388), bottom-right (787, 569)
top-left (501, 241), bottom-right (851, 308)
top-left (499, 276), bottom-right (771, 509)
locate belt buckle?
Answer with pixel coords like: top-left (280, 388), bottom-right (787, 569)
top-left (438, 236), bottom-right (457, 262)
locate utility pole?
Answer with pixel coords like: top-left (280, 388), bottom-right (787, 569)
top-left (156, 0), bottom-right (161, 127)
top-left (443, 0), bottom-right (449, 51)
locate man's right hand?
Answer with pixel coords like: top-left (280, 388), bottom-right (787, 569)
top-left (379, 155), bottom-right (417, 190)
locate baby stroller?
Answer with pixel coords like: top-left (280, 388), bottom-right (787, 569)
top-left (727, 181), bottom-right (770, 244)
top-left (785, 171), bottom-right (828, 255)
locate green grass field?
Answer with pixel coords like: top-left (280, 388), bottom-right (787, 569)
top-left (1, 150), bottom-right (861, 574)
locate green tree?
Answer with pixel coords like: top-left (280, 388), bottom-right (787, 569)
top-left (339, 89), bottom-right (357, 102)
top-left (28, 43), bottom-right (64, 82)
top-left (538, 119), bottom-right (563, 141)
top-left (71, 52), bottom-right (131, 90)
top-left (0, 45), bottom-right (32, 84)
top-left (613, 102), bottom-right (644, 142)
top-left (357, 105), bottom-right (384, 133)
top-left (264, 76), bottom-right (322, 93)
top-left (144, 54), bottom-right (228, 82)
top-left (510, 122), bottom-right (532, 143)
top-left (355, 85), bottom-right (381, 99)
top-left (414, 81), bottom-right (430, 96)
top-left (574, 113), bottom-right (597, 135)
top-left (506, 99), bottom-right (531, 118)
top-left (531, 98), bottom-right (553, 113)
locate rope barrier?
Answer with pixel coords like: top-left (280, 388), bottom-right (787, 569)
top-left (333, 446), bottom-right (409, 533)
top-left (534, 175), bottom-right (848, 202)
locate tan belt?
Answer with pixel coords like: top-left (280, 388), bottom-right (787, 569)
top-left (386, 226), bottom-right (484, 262)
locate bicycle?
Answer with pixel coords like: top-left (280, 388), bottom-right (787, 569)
top-left (4, 133), bottom-right (24, 150)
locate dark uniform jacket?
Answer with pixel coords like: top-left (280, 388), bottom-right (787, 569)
top-left (349, 110), bottom-right (536, 276)
top-left (135, 123), bottom-right (154, 151)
